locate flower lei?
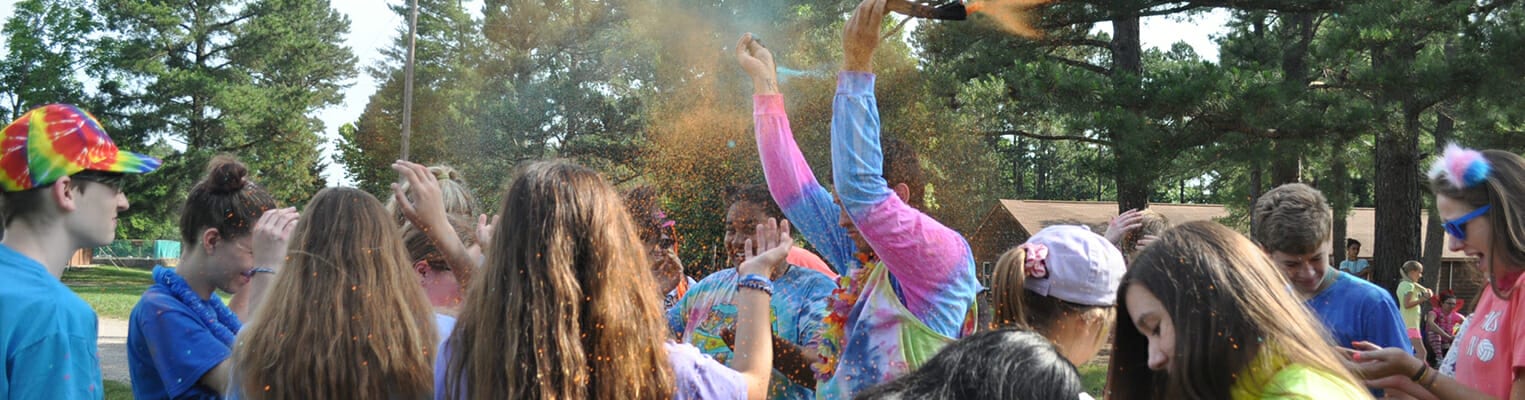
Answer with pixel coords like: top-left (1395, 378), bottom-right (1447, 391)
top-left (813, 252), bottom-right (876, 382)
top-left (153, 266), bottom-right (242, 344)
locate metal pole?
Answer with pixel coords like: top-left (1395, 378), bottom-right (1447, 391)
top-left (400, 0), bottom-right (419, 161)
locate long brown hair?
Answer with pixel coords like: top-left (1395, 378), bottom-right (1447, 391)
top-left (442, 160), bottom-right (673, 399)
top-left (232, 187), bottom-right (437, 399)
top-left (1108, 221), bottom-right (1360, 400)
top-left (1431, 149), bottom-right (1525, 282)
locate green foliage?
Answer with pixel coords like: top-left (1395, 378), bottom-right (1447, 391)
top-left (61, 265), bottom-right (152, 320)
top-left (103, 380), bottom-right (133, 400)
top-left (43, 0), bottom-right (358, 238)
top-left (0, 0), bottom-right (95, 118)
top-left (1079, 362), bottom-right (1107, 399)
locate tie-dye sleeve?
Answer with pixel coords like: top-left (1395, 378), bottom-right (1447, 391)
top-left (753, 94), bottom-right (860, 274)
top-left (829, 71), bottom-right (979, 336)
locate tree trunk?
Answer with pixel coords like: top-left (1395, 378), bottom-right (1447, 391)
top-left (1013, 136), bottom-right (1024, 198)
top-left (1329, 153), bottom-right (1351, 262)
top-left (1111, 12), bottom-right (1150, 213)
top-left (1372, 109), bottom-right (1424, 292)
top-left (1422, 113), bottom-right (1454, 275)
top-left (1271, 142), bottom-right (1302, 185)
top-left (1250, 157), bottom-right (1265, 229)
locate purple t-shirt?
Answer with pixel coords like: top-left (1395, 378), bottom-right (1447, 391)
top-left (433, 341), bottom-right (745, 399)
top-left (666, 342), bottom-right (747, 399)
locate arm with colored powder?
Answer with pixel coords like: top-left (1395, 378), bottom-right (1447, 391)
top-left (829, 0), bottom-right (978, 335)
top-left (739, 33), bottom-right (859, 274)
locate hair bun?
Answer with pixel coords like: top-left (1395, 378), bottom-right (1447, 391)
top-left (205, 156), bottom-right (250, 194)
top-left (430, 165), bottom-right (460, 182)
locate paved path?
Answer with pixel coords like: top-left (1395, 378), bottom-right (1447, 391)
top-left (99, 317), bottom-right (131, 385)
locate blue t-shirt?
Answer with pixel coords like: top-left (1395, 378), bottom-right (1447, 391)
top-left (1305, 271), bottom-right (1411, 397)
top-left (0, 243), bottom-right (104, 399)
top-left (1339, 259), bottom-right (1370, 275)
top-left (128, 284), bottom-right (236, 399)
top-left (667, 266), bottom-right (834, 399)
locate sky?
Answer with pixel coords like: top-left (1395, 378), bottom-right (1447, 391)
top-left (0, 1), bottom-right (1230, 186)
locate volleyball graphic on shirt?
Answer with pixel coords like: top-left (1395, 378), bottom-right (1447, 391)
top-left (1478, 339), bottom-right (1497, 362)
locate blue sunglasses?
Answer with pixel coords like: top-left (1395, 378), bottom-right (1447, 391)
top-left (1443, 205), bottom-right (1491, 240)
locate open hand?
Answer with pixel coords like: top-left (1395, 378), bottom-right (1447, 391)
top-left (1345, 341), bottom-right (1426, 380)
top-left (738, 218), bottom-right (793, 278)
top-left (392, 160), bottom-right (449, 232)
top-left (251, 207), bottom-right (299, 269)
top-left (736, 33), bottom-right (779, 95)
top-left (1105, 208), bottom-right (1144, 245)
top-left (476, 213), bottom-right (499, 246)
top-left (1133, 234), bottom-right (1159, 254)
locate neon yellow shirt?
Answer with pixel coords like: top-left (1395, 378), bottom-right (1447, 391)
top-left (1229, 353), bottom-right (1370, 399)
top-left (1397, 281), bottom-right (1423, 329)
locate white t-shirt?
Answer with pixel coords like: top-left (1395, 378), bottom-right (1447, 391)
top-left (1339, 259), bottom-right (1370, 275)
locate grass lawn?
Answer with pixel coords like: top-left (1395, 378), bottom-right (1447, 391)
top-left (1080, 363), bottom-right (1107, 397)
top-left (61, 265), bottom-right (152, 320)
top-left (104, 380), bottom-right (132, 400)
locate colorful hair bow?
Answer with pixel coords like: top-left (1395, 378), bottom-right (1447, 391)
top-left (1018, 243), bottom-right (1049, 279)
top-left (654, 211), bottom-right (676, 229)
top-left (1428, 143), bottom-right (1491, 190)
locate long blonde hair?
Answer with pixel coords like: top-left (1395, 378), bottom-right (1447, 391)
top-left (233, 187), bottom-right (437, 399)
top-left (442, 160), bottom-right (673, 399)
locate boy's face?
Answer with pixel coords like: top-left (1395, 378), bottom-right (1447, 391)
top-left (723, 200), bottom-right (770, 268)
top-left (1266, 240), bottom-right (1333, 296)
top-left (62, 175), bottom-right (130, 248)
top-left (834, 195), bottom-right (871, 255)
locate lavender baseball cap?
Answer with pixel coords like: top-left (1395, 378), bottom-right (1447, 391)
top-left (1022, 225), bottom-right (1126, 306)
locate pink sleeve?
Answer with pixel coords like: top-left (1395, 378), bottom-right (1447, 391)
top-left (1511, 294), bottom-right (1525, 375)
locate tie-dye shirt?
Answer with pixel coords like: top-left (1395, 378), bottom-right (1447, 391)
top-left (751, 71), bottom-right (980, 399)
top-left (667, 266), bottom-right (835, 399)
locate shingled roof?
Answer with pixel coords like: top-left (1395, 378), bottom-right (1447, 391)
top-left (972, 200), bottom-right (1468, 261)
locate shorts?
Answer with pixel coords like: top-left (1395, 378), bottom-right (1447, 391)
top-left (1408, 327), bottom-right (1422, 339)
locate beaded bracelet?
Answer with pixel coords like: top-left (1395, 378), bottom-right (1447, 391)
top-left (737, 274), bottom-right (774, 296)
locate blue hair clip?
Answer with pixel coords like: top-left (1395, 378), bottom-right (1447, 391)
top-left (1428, 143), bottom-right (1491, 190)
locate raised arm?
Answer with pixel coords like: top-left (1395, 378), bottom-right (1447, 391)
top-left (739, 33), bottom-right (859, 273)
top-left (393, 161), bottom-right (478, 288)
top-left (731, 219), bottom-right (791, 400)
top-left (829, 0), bottom-right (978, 335)
top-left (228, 207), bottom-right (298, 321)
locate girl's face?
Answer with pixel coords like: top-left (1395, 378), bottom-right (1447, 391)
top-left (1438, 195), bottom-right (1498, 270)
top-left (1407, 267), bottom-right (1424, 281)
top-left (1442, 298), bottom-right (1458, 311)
top-left (1125, 283), bottom-right (1176, 372)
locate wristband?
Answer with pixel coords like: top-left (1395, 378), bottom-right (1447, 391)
top-left (1421, 367), bottom-right (1440, 390)
top-left (242, 267), bottom-right (276, 277)
top-left (737, 274), bottom-right (773, 296)
top-left (1409, 363), bottom-right (1428, 382)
